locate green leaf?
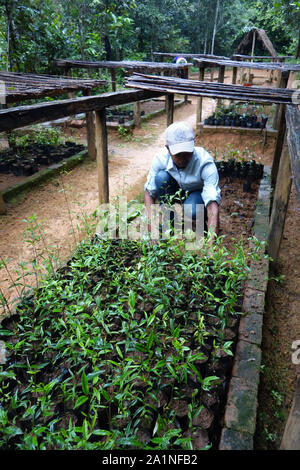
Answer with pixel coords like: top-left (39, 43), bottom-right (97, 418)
top-left (116, 344), bottom-right (123, 359)
top-left (74, 395), bottom-right (89, 409)
top-left (81, 370), bottom-right (89, 396)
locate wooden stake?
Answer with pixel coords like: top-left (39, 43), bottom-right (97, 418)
top-left (248, 31), bottom-right (256, 82)
top-left (166, 94), bottom-right (174, 127)
top-left (273, 70), bottom-right (290, 130)
top-left (95, 108), bottom-right (109, 204)
top-left (280, 375), bottom-right (300, 450)
top-left (271, 105), bottom-right (286, 186)
top-left (217, 66), bottom-right (225, 106)
top-left (184, 67), bottom-right (189, 102)
top-left (133, 101), bottom-right (141, 128)
top-left (197, 67), bottom-right (205, 125)
top-left (110, 69), bottom-right (116, 92)
top-left (232, 66), bottom-right (238, 85)
top-left (0, 192), bottom-right (7, 215)
top-left (268, 137), bottom-right (292, 264)
top-left (83, 90), bottom-right (96, 160)
top-left (86, 111), bottom-right (96, 160)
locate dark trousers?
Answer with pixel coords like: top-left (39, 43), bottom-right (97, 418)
top-left (154, 170), bottom-right (208, 229)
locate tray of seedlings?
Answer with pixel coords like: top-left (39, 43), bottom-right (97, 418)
top-left (0, 129), bottom-right (85, 177)
top-left (215, 158), bottom-right (264, 188)
top-left (106, 105), bottom-right (145, 125)
top-left (0, 231), bottom-right (263, 450)
top-left (203, 103), bottom-right (268, 129)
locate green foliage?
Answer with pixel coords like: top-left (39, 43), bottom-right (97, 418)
top-left (9, 128), bottom-right (63, 148)
top-left (0, 219), bottom-right (265, 449)
top-left (1, 0), bottom-right (298, 74)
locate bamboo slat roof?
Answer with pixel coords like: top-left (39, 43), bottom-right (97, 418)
top-left (52, 59), bottom-right (191, 72)
top-left (232, 54), bottom-right (295, 61)
top-left (126, 73), bottom-right (297, 104)
top-left (193, 57), bottom-right (300, 72)
top-left (0, 71), bottom-right (106, 103)
top-left (153, 52), bottom-right (230, 61)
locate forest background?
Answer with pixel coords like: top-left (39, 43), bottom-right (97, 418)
top-left (0, 0), bottom-right (299, 78)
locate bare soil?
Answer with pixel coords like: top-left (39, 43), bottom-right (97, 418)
top-left (0, 67), bottom-right (299, 449)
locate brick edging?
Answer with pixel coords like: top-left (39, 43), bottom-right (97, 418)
top-left (219, 166), bottom-right (272, 450)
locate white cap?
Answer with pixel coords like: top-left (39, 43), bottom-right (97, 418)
top-left (175, 57), bottom-right (188, 65)
top-left (166, 121), bottom-right (195, 155)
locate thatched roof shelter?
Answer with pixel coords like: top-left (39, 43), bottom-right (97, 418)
top-left (235, 28), bottom-right (278, 58)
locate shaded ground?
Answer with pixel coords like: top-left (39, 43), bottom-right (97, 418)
top-left (0, 67), bottom-right (299, 449)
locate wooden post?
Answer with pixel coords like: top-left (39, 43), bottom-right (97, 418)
top-left (95, 108), bottom-right (109, 204)
top-left (83, 90), bottom-right (96, 160)
top-left (110, 69), bottom-right (116, 92)
top-left (184, 67), bottom-right (189, 102)
top-left (196, 66), bottom-right (205, 125)
top-left (232, 66), bottom-right (238, 85)
top-left (271, 105), bottom-right (286, 187)
top-left (65, 66), bottom-right (74, 99)
top-left (133, 101), bottom-right (141, 128)
top-left (268, 137), bottom-right (292, 264)
top-left (0, 192), bottom-right (7, 215)
top-left (280, 375), bottom-right (300, 450)
top-left (210, 67), bottom-right (214, 82)
top-left (217, 65), bottom-right (225, 107)
top-left (248, 31), bottom-right (256, 82)
top-left (166, 94), bottom-right (174, 127)
top-left (273, 70), bottom-right (290, 130)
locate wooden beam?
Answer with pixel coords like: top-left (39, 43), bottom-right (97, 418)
top-left (197, 67), bottom-right (205, 124)
top-left (0, 89), bottom-right (164, 132)
top-left (95, 109), bottom-right (109, 204)
top-left (268, 138), bottom-right (292, 264)
top-left (166, 94), bottom-right (174, 127)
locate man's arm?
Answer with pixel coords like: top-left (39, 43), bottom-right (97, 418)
top-left (206, 201), bottom-right (219, 238)
top-left (144, 189), bottom-right (156, 234)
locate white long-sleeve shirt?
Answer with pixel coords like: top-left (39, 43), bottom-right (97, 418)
top-left (144, 147), bottom-right (221, 207)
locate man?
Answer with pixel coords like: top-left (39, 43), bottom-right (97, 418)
top-left (144, 121), bottom-right (221, 239)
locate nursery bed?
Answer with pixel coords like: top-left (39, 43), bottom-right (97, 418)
top-left (0, 165), bottom-right (266, 450)
top-left (0, 141), bottom-right (85, 192)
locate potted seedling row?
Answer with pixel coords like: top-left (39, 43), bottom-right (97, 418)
top-left (0, 232), bottom-right (263, 450)
top-left (0, 142), bottom-right (85, 177)
top-left (215, 158), bottom-right (263, 181)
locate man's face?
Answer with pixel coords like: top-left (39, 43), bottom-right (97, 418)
top-left (168, 148), bottom-right (193, 169)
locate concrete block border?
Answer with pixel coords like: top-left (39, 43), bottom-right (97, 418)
top-left (219, 166), bottom-right (272, 450)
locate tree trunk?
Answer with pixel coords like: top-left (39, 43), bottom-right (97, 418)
top-left (6, 15), bottom-right (10, 71)
top-left (296, 28), bottom-right (300, 58)
top-left (211, 0), bottom-right (220, 55)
